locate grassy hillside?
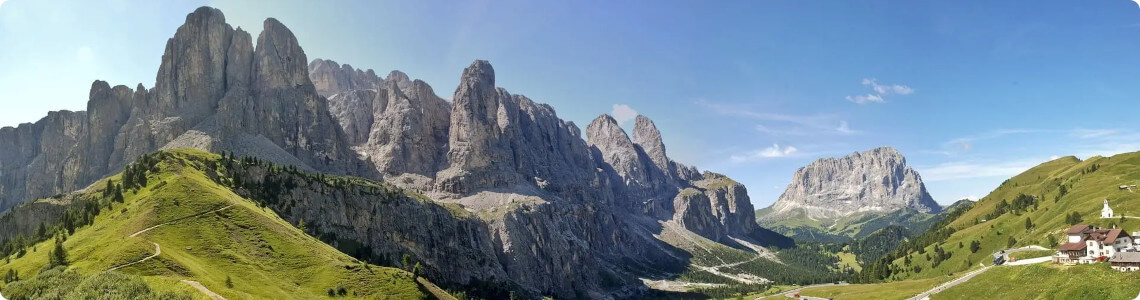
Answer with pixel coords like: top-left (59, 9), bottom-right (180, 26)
top-left (859, 151), bottom-right (1140, 282)
top-left (797, 276), bottom-right (950, 300)
top-left (935, 264), bottom-right (1140, 300)
top-left (0, 149), bottom-right (441, 299)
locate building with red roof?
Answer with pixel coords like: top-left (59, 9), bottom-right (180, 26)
top-left (1053, 225), bottom-right (1136, 265)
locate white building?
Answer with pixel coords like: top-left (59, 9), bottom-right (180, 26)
top-left (1055, 225), bottom-right (1135, 264)
top-left (1102, 199), bottom-right (1114, 219)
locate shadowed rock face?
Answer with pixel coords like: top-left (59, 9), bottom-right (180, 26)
top-left (0, 7), bottom-right (361, 212)
top-left (0, 6), bottom-right (778, 299)
top-left (763, 147), bottom-right (941, 222)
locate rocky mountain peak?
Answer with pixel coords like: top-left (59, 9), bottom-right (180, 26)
top-left (154, 5), bottom-right (233, 121)
top-left (253, 18), bottom-right (311, 90)
top-left (308, 58), bottom-right (382, 97)
top-left (586, 115), bottom-right (644, 183)
top-left (386, 70), bottom-right (412, 91)
top-left (632, 115), bottom-right (669, 172)
top-left (763, 147), bottom-right (940, 221)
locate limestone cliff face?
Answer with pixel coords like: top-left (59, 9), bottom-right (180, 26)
top-left (308, 58), bottom-right (381, 97)
top-left (762, 147), bottom-right (940, 221)
top-left (0, 7), bottom-right (360, 212)
top-left (0, 6), bottom-right (779, 299)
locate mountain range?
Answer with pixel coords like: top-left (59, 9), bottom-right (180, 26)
top-left (0, 6), bottom-right (793, 299)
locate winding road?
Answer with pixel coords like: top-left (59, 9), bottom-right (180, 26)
top-left (903, 245), bottom-right (1051, 300)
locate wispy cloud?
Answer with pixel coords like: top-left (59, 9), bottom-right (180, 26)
top-left (845, 94), bottom-right (883, 104)
top-left (863, 78), bottom-right (914, 95)
top-left (696, 100), bottom-right (860, 136)
top-left (836, 121), bottom-right (858, 135)
top-left (1068, 128), bottom-right (1119, 139)
top-left (847, 78), bottom-right (914, 104)
top-left (917, 158), bottom-right (1045, 182)
top-left (938, 129), bottom-right (1039, 154)
top-left (731, 144), bottom-right (799, 162)
top-left (611, 104), bottom-right (638, 125)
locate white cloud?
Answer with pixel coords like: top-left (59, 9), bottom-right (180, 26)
top-left (847, 78), bottom-right (913, 104)
top-left (0, 0), bottom-right (7, 9)
top-left (862, 78), bottom-right (914, 95)
top-left (611, 104), bottom-right (638, 125)
top-left (846, 94), bottom-right (884, 104)
top-left (731, 144), bottom-right (799, 162)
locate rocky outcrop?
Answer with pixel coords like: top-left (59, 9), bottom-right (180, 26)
top-left (762, 147), bottom-right (940, 221)
top-left (0, 6), bottom-right (783, 299)
top-left (632, 115), bottom-right (671, 174)
top-left (308, 58), bottom-right (381, 97)
top-left (0, 7), bottom-right (360, 212)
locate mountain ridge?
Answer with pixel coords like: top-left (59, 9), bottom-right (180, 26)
top-left (0, 6), bottom-right (787, 298)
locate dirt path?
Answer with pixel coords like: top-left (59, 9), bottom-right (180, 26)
top-left (130, 204), bottom-right (234, 237)
top-left (107, 242), bottom-right (160, 271)
top-left (113, 204), bottom-right (235, 299)
top-left (181, 280), bottom-right (227, 300)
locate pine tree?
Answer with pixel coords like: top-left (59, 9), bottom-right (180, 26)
top-left (402, 254), bottom-right (413, 271)
top-left (49, 237), bottom-right (67, 267)
top-left (1025, 217), bottom-right (1033, 231)
top-left (226, 275), bottom-right (234, 288)
top-left (114, 185), bottom-right (124, 202)
top-left (104, 180), bottom-right (114, 198)
top-left (412, 262), bottom-right (422, 277)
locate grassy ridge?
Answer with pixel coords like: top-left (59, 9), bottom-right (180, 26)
top-left (881, 152), bottom-right (1140, 281)
top-left (0, 149), bottom-right (432, 299)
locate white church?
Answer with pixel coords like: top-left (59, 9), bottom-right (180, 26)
top-left (1103, 199), bottom-right (1115, 219)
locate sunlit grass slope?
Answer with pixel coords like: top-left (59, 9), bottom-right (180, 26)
top-left (0, 149), bottom-right (433, 299)
top-left (879, 151), bottom-right (1140, 281)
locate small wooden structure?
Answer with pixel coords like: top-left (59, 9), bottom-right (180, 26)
top-left (1110, 252), bottom-right (1140, 271)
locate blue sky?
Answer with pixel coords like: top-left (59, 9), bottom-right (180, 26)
top-left (3, 0), bottom-right (1140, 207)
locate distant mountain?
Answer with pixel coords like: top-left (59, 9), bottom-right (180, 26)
top-left (757, 147), bottom-right (942, 242)
top-left (0, 6), bottom-right (806, 299)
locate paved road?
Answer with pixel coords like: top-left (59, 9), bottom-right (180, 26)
top-left (904, 246), bottom-right (1052, 300)
top-left (1006, 256), bottom-right (1051, 266)
top-left (906, 265), bottom-right (991, 300)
